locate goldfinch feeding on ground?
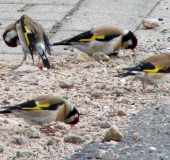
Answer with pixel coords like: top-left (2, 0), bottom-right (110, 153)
top-left (3, 15), bottom-right (51, 69)
top-left (117, 49), bottom-right (170, 90)
top-left (0, 95), bottom-right (79, 132)
top-left (51, 26), bottom-right (137, 56)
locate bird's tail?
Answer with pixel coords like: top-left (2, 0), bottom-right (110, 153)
top-left (117, 72), bottom-right (136, 78)
top-left (50, 41), bottom-right (72, 46)
top-left (0, 109), bottom-right (12, 114)
top-left (39, 51), bottom-right (51, 69)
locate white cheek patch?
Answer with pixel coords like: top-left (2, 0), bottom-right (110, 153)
top-left (5, 30), bottom-right (17, 42)
top-left (127, 39), bottom-right (133, 45)
top-left (74, 114), bottom-right (79, 118)
top-left (123, 30), bottom-right (129, 35)
top-left (17, 40), bottom-right (21, 45)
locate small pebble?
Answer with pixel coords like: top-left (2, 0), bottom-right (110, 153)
top-left (76, 53), bottom-right (90, 61)
top-left (14, 65), bottom-right (39, 73)
top-left (104, 125), bottom-right (123, 142)
top-left (91, 91), bottom-right (103, 98)
top-left (16, 151), bottom-right (25, 157)
top-left (167, 37), bottom-right (170, 42)
top-left (21, 74), bottom-right (39, 82)
top-left (93, 102), bottom-right (101, 108)
top-left (117, 109), bottom-right (126, 116)
top-left (148, 146), bottom-right (156, 153)
top-left (55, 132), bottom-right (62, 137)
top-left (2, 99), bottom-right (10, 104)
top-left (142, 19), bottom-right (159, 29)
top-left (133, 132), bottom-right (140, 141)
top-left (109, 107), bottom-right (118, 117)
top-left (10, 75), bottom-right (19, 81)
top-left (94, 149), bottom-right (107, 159)
top-left (64, 134), bottom-right (85, 144)
top-left (17, 136), bottom-right (27, 145)
top-left (0, 145), bottom-right (4, 153)
top-left (4, 87), bottom-right (10, 91)
top-left (59, 81), bottom-right (74, 88)
top-left (46, 139), bottom-right (54, 145)
top-left (84, 97), bottom-right (91, 104)
top-left (158, 18), bottom-right (163, 21)
top-left (93, 52), bottom-right (110, 61)
top-left (98, 121), bottom-right (111, 128)
top-left (27, 129), bottom-right (41, 138)
top-left (4, 119), bottom-right (18, 125)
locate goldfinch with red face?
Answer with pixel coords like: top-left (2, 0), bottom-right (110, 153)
top-left (117, 49), bottom-right (170, 89)
top-left (3, 15), bottom-right (51, 69)
top-left (50, 26), bottom-right (137, 56)
top-left (0, 95), bottom-right (79, 132)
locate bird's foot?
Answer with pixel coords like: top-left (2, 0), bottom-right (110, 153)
top-left (40, 125), bottom-right (56, 133)
top-left (11, 63), bottom-right (23, 70)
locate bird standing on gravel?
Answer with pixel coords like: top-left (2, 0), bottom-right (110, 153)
top-left (50, 26), bottom-right (137, 56)
top-left (117, 49), bottom-right (170, 90)
top-left (3, 14), bottom-right (51, 69)
top-left (0, 95), bottom-right (79, 132)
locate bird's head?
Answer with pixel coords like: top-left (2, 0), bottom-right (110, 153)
top-left (122, 30), bottom-right (137, 53)
top-left (3, 23), bottom-right (19, 47)
top-left (65, 106), bottom-right (79, 126)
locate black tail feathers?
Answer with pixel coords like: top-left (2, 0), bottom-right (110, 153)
top-left (116, 72), bottom-right (136, 78)
top-left (117, 73), bottom-right (130, 78)
top-left (39, 52), bottom-right (50, 69)
top-left (50, 41), bottom-right (72, 46)
top-left (0, 109), bottom-right (12, 114)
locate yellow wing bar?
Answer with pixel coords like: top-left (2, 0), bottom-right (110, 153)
top-left (23, 25), bottom-right (30, 45)
top-left (143, 67), bottom-right (161, 73)
top-left (79, 35), bottom-right (105, 42)
top-left (22, 103), bottom-right (50, 110)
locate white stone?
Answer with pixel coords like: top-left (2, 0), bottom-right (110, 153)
top-left (14, 65), bottom-right (39, 73)
top-left (21, 74), bottom-right (39, 82)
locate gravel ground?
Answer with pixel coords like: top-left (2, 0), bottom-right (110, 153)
top-left (69, 97), bottom-right (170, 160)
top-left (0, 45), bottom-right (170, 160)
top-left (0, 13), bottom-right (170, 160)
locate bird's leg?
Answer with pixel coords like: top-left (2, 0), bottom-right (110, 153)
top-left (11, 51), bottom-right (27, 70)
top-left (141, 82), bottom-right (146, 94)
top-left (11, 60), bottom-right (24, 70)
top-left (154, 85), bottom-right (165, 92)
top-left (37, 56), bottom-right (41, 68)
top-left (142, 82), bottom-right (145, 90)
top-left (40, 125), bottom-right (56, 133)
top-left (70, 125), bottom-right (78, 135)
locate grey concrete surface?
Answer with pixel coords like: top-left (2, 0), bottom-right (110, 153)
top-left (136, 0), bottom-right (170, 53)
top-left (0, 0), bottom-right (159, 55)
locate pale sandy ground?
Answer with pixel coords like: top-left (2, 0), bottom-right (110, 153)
top-left (0, 39), bottom-right (170, 159)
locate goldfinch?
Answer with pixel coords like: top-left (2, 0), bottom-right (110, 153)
top-left (0, 95), bottom-right (79, 132)
top-left (50, 26), bottom-right (137, 56)
top-left (117, 50), bottom-right (170, 89)
top-left (3, 15), bottom-right (51, 69)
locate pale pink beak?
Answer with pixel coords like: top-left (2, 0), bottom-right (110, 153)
top-left (70, 124), bottom-right (75, 129)
top-left (131, 49), bottom-right (136, 53)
